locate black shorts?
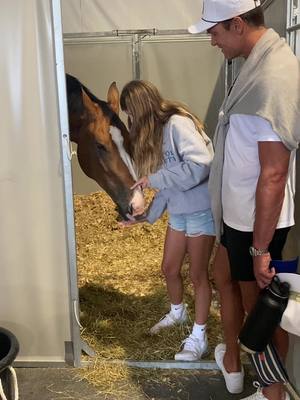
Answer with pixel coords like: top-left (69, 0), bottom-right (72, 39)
top-left (220, 223), bottom-right (290, 281)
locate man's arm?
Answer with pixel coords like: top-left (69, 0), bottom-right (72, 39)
top-left (253, 141), bottom-right (290, 288)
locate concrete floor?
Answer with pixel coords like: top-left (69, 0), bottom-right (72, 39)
top-left (11, 366), bottom-right (256, 400)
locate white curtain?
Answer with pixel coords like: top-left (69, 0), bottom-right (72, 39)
top-left (0, 0), bottom-right (72, 362)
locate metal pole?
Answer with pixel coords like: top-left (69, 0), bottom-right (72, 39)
top-left (51, 0), bottom-right (83, 367)
top-left (132, 34), bottom-right (141, 80)
top-left (63, 28), bottom-right (191, 40)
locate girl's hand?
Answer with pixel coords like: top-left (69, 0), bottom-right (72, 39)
top-left (131, 176), bottom-right (150, 190)
top-left (118, 213), bottom-right (147, 228)
top-left (118, 220), bottom-right (139, 228)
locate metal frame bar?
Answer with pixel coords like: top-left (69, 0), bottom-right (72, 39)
top-left (80, 359), bottom-right (220, 370)
top-left (132, 33), bottom-right (141, 80)
top-left (14, 359), bottom-right (248, 371)
top-left (51, 0), bottom-right (84, 367)
top-left (63, 35), bottom-right (210, 45)
top-left (80, 359), bottom-right (250, 370)
top-left (64, 28), bottom-right (194, 39)
top-left (287, 23), bottom-right (300, 32)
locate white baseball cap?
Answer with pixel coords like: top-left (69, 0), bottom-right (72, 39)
top-left (188, 0), bottom-right (261, 34)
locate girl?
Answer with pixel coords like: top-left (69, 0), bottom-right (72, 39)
top-left (120, 80), bottom-right (215, 361)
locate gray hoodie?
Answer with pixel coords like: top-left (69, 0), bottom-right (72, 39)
top-left (146, 114), bottom-right (214, 224)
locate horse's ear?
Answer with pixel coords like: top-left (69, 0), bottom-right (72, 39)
top-left (81, 89), bottom-right (104, 120)
top-left (81, 89), bottom-right (95, 112)
top-left (107, 82), bottom-right (120, 115)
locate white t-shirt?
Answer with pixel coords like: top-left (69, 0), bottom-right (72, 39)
top-left (222, 114), bottom-right (295, 232)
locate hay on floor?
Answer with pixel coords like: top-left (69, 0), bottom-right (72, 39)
top-left (74, 190), bottom-right (222, 361)
top-left (74, 190), bottom-right (223, 397)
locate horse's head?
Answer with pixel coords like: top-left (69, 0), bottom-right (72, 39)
top-left (66, 74), bottom-right (144, 219)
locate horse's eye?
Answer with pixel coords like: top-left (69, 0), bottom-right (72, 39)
top-left (96, 142), bottom-right (107, 155)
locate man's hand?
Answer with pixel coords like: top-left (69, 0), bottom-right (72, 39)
top-left (253, 253), bottom-right (275, 288)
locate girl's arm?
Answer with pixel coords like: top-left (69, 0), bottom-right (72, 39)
top-left (149, 117), bottom-right (213, 191)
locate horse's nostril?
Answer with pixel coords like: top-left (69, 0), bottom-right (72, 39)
top-left (128, 203), bottom-right (133, 215)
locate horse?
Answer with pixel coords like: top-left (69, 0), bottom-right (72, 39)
top-left (65, 74), bottom-right (144, 220)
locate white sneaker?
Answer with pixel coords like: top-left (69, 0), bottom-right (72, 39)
top-left (149, 305), bottom-right (188, 335)
top-left (175, 333), bottom-right (209, 361)
top-left (214, 343), bottom-right (244, 394)
top-left (240, 382), bottom-right (290, 400)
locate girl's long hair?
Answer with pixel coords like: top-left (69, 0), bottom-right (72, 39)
top-left (120, 80), bottom-right (207, 177)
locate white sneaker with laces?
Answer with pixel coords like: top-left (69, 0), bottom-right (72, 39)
top-left (149, 305), bottom-right (188, 335)
top-left (214, 343), bottom-right (244, 394)
top-left (175, 333), bottom-right (209, 361)
top-left (240, 382), bottom-right (290, 400)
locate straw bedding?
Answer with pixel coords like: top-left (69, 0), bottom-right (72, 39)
top-left (73, 190), bottom-right (223, 397)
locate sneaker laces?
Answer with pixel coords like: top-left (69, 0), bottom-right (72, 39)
top-left (181, 334), bottom-right (201, 352)
top-left (156, 311), bottom-right (178, 327)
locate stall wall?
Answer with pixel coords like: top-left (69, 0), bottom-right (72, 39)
top-left (0, 0), bottom-right (73, 363)
top-left (61, 0), bottom-right (203, 32)
top-left (140, 36), bottom-right (224, 138)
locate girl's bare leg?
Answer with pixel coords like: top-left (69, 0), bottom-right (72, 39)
top-left (161, 226), bottom-right (187, 304)
top-left (187, 235), bottom-right (214, 324)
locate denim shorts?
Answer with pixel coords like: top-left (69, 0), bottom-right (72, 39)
top-left (168, 209), bottom-right (215, 237)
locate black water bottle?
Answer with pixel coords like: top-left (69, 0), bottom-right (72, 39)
top-left (239, 276), bottom-right (290, 353)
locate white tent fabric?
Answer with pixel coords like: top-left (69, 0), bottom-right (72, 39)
top-left (61, 0), bottom-right (203, 33)
top-left (0, 0), bottom-right (74, 363)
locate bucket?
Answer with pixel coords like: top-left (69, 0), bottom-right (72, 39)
top-left (270, 256), bottom-right (299, 274)
top-left (0, 327), bottom-right (19, 400)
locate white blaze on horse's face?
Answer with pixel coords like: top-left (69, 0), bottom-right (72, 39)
top-left (109, 125), bottom-right (145, 217)
top-left (109, 126), bottom-right (137, 180)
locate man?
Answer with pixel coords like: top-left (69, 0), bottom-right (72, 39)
top-left (189, 1), bottom-right (300, 399)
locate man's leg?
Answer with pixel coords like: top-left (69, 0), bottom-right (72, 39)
top-left (213, 243), bottom-right (245, 394)
top-left (213, 244), bottom-right (244, 373)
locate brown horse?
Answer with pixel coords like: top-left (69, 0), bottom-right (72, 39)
top-left (66, 74), bottom-right (144, 219)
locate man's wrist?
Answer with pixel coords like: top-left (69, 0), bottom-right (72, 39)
top-left (249, 246), bottom-right (269, 257)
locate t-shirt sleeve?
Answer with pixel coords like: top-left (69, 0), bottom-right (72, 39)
top-left (252, 115), bottom-right (281, 142)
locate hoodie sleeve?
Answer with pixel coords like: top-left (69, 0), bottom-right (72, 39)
top-left (148, 116), bottom-right (213, 191)
top-left (145, 190), bottom-right (168, 224)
